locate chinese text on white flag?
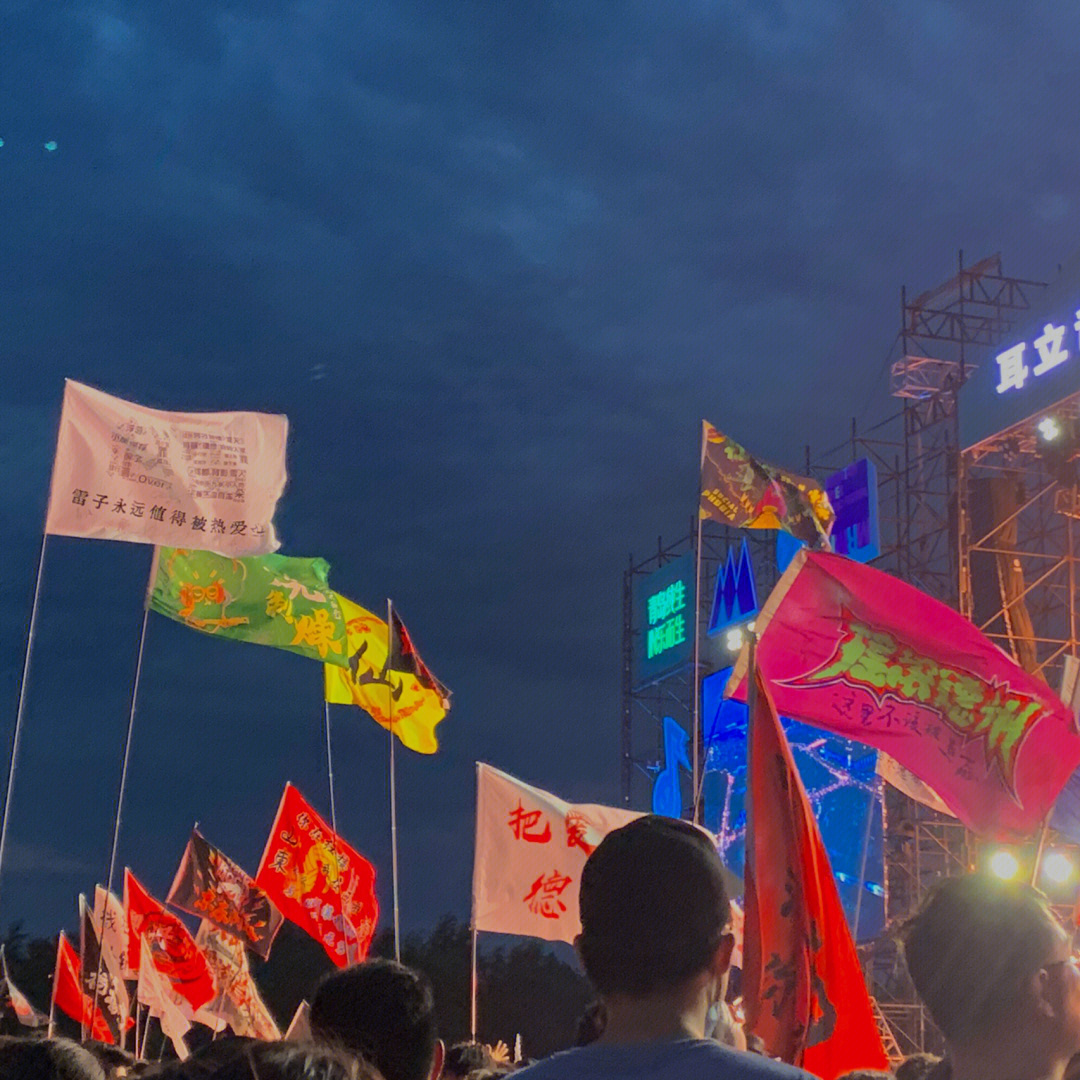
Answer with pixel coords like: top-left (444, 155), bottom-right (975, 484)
top-left (45, 380), bottom-right (287, 555)
top-left (472, 763), bottom-right (640, 944)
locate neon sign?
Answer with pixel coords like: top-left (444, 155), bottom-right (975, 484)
top-left (707, 540), bottom-right (758, 636)
top-left (634, 553), bottom-right (694, 686)
top-left (645, 579), bottom-right (687, 659)
top-left (995, 316), bottom-right (1078, 394)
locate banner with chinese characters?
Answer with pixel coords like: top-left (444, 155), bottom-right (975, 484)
top-left (727, 549), bottom-right (1080, 838)
top-left (472, 763), bottom-right (640, 943)
top-left (194, 922), bottom-right (281, 1040)
top-left (255, 783), bottom-right (379, 967)
top-left (148, 547), bottom-right (349, 667)
top-left (45, 380), bottom-right (287, 555)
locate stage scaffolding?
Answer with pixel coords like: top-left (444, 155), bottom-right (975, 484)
top-left (619, 252), bottom-right (1056, 1057)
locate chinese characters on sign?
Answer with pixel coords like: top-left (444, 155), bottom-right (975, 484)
top-left (646, 579), bottom-right (687, 659)
top-left (995, 316), bottom-right (1078, 394)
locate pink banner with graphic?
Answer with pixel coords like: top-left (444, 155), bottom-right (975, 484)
top-left (472, 764), bottom-right (640, 943)
top-left (728, 550), bottom-right (1080, 838)
top-left (45, 380), bottom-right (287, 554)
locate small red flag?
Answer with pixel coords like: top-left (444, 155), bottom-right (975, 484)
top-left (255, 783), bottom-right (379, 967)
top-left (124, 870), bottom-right (216, 1013)
top-left (743, 662), bottom-right (888, 1079)
top-left (52, 933), bottom-right (113, 1043)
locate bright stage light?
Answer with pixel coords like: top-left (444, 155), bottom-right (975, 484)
top-left (725, 628), bottom-right (744, 652)
top-left (1039, 416), bottom-right (1063, 442)
top-left (1042, 851), bottom-right (1075, 885)
top-left (988, 850), bottom-right (1021, 880)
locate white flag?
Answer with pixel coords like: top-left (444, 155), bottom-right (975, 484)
top-left (137, 937), bottom-right (191, 1060)
top-left (0, 946), bottom-right (46, 1028)
top-left (45, 380), bottom-right (287, 555)
top-left (284, 1000), bottom-right (311, 1041)
top-left (93, 886), bottom-right (132, 980)
top-left (876, 752), bottom-right (954, 817)
top-left (193, 922), bottom-right (279, 1040)
top-left (472, 763), bottom-right (640, 944)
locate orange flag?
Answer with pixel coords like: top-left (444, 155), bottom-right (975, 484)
top-left (743, 662), bottom-right (888, 1079)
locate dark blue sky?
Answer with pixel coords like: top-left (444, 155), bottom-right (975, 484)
top-left (3, 1), bottom-right (1080, 936)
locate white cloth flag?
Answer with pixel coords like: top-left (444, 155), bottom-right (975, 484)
top-left (472, 763), bottom-right (640, 944)
top-left (193, 921), bottom-right (280, 1040)
top-left (93, 887), bottom-right (132, 980)
top-left (0, 946), bottom-right (45, 1027)
top-left (45, 380), bottom-right (287, 555)
top-left (136, 937), bottom-right (191, 1060)
top-left (876, 752), bottom-right (954, 817)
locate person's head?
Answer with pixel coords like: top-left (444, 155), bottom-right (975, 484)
top-left (442, 1043), bottom-right (491, 1080)
top-left (201, 1041), bottom-right (383, 1080)
top-left (895, 1053), bottom-right (942, 1080)
top-left (902, 875), bottom-right (1080, 1063)
top-left (81, 1042), bottom-right (136, 1078)
top-left (576, 816), bottom-right (734, 1019)
top-left (0, 1037), bottom-right (105, 1080)
top-left (310, 959), bottom-right (443, 1080)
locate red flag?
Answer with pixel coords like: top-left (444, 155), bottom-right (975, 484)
top-left (743, 662), bottom-right (888, 1078)
top-left (255, 783), bottom-right (379, 966)
top-left (728, 549), bottom-right (1080, 838)
top-left (124, 870), bottom-right (216, 1012)
top-left (52, 933), bottom-right (113, 1043)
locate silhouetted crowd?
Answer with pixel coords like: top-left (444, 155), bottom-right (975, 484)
top-left (3, 816), bottom-right (1078, 1080)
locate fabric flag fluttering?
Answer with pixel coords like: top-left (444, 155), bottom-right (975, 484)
top-left (52, 933), bottom-right (113, 1043)
top-left (94, 886), bottom-right (131, 979)
top-left (0, 946), bottom-right (45, 1028)
top-left (79, 895), bottom-right (129, 1045)
top-left (699, 421), bottom-right (834, 545)
top-left (136, 936), bottom-right (191, 1060)
top-left (743, 663), bottom-right (888, 1078)
top-left (194, 921), bottom-right (280, 1040)
top-left (472, 763), bottom-right (640, 944)
top-left (727, 550), bottom-right (1080, 838)
top-left (876, 753), bottom-right (954, 817)
top-left (324, 595), bottom-right (450, 754)
top-left (284, 1000), bottom-right (311, 1041)
top-left (148, 547), bottom-right (349, 667)
top-left (167, 829), bottom-right (283, 960)
top-left (45, 379), bottom-right (288, 555)
top-left (123, 870), bottom-right (216, 1014)
top-left (256, 783), bottom-right (379, 967)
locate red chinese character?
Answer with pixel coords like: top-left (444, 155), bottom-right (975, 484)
top-left (507, 800), bottom-right (552, 843)
top-left (565, 811), bottom-right (596, 855)
top-left (523, 870), bottom-right (572, 918)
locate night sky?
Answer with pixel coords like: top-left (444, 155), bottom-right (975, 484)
top-left (3, 1), bottom-right (1080, 938)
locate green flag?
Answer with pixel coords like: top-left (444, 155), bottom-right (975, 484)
top-left (149, 547), bottom-right (349, 667)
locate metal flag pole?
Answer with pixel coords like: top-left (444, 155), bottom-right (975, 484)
top-left (692, 420), bottom-right (707, 824)
top-left (324, 701), bottom-right (339, 836)
top-left (47, 936), bottom-right (59, 1040)
top-left (0, 533), bottom-right (50, 914)
top-left (387, 598), bottom-right (402, 962)
top-left (470, 919), bottom-right (478, 1040)
top-left (852, 776), bottom-right (881, 941)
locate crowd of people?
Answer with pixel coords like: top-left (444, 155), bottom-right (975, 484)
top-left (3, 815), bottom-right (1078, 1080)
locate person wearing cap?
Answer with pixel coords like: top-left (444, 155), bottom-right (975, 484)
top-left (515, 815), bottom-right (812, 1079)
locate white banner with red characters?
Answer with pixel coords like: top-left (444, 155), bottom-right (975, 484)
top-left (472, 763), bottom-right (640, 943)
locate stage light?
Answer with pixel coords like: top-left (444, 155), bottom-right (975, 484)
top-left (725, 628), bottom-right (744, 652)
top-left (1039, 416), bottom-right (1063, 442)
top-left (1043, 851), bottom-right (1075, 885)
top-left (988, 849), bottom-right (1021, 880)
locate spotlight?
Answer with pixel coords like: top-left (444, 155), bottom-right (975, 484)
top-left (988, 849), bottom-right (1021, 880)
top-left (1042, 851), bottom-right (1075, 886)
top-left (725, 628), bottom-right (744, 652)
top-left (1039, 416), bottom-right (1063, 442)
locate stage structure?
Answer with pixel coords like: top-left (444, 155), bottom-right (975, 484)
top-left (621, 252), bottom-right (1060, 1056)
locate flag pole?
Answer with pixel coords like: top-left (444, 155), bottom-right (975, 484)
top-left (48, 936), bottom-right (59, 1040)
top-left (692, 422), bottom-right (706, 824)
top-left (0, 533), bottom-right (49, 914)
top-left (470, 919), bottom-right (478, 1040)
top-left (852, 776), bottom-right (881, 941)
top-left (387, 599), bottom-right (402, 963)
top-left (324, 701), bottom-right (338, 836)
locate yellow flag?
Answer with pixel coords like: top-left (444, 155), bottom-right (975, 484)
top-left (324, 594), bottom-right (449, 754)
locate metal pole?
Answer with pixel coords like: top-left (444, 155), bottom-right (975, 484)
top-left (324, 701), bottom-right (338, 836)
top-left (692, 513), bottom-right (703, 824)
top-left (852, 777), bottom-right (881, 941)
top-left (388, 599), bottom-right (401, 962)
top-left (0, 533), bottom-right (49, 914)
top-left (470, 921), bottom-right (478, 1040)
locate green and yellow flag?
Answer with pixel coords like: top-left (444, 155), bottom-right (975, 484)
top-left (324, 594), bottom-right (449, 754)
top-left (149, 547), bottom-right (349, 667)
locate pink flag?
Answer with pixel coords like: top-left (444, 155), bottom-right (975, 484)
top-left (472, 764), bottom-right (640, 944)
top-left (728, 550), bottom-right (1080, 838)
top-left (45, 380), bottom-right (287, 555)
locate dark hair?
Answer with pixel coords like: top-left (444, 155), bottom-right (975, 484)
top-left (310, 960), bottom-right (437, 1080)
top-left (443, 1044), bottom-right (490, 1078)
top-left (81, 1042), bottom-right (136, 1077)
top-left (198, 1041), bottom-right (381, 1080)
top-left (902, 874), bottom-right (1061, 1043)
top-left (895, 1053), bottom-right (942, 1080)
top-left (577, 816), bottom-right (730, 996)
top-left (0, 1037), bottom-right (105, 1080)
top-left (572, 1001), bottom-right (605, 1047)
